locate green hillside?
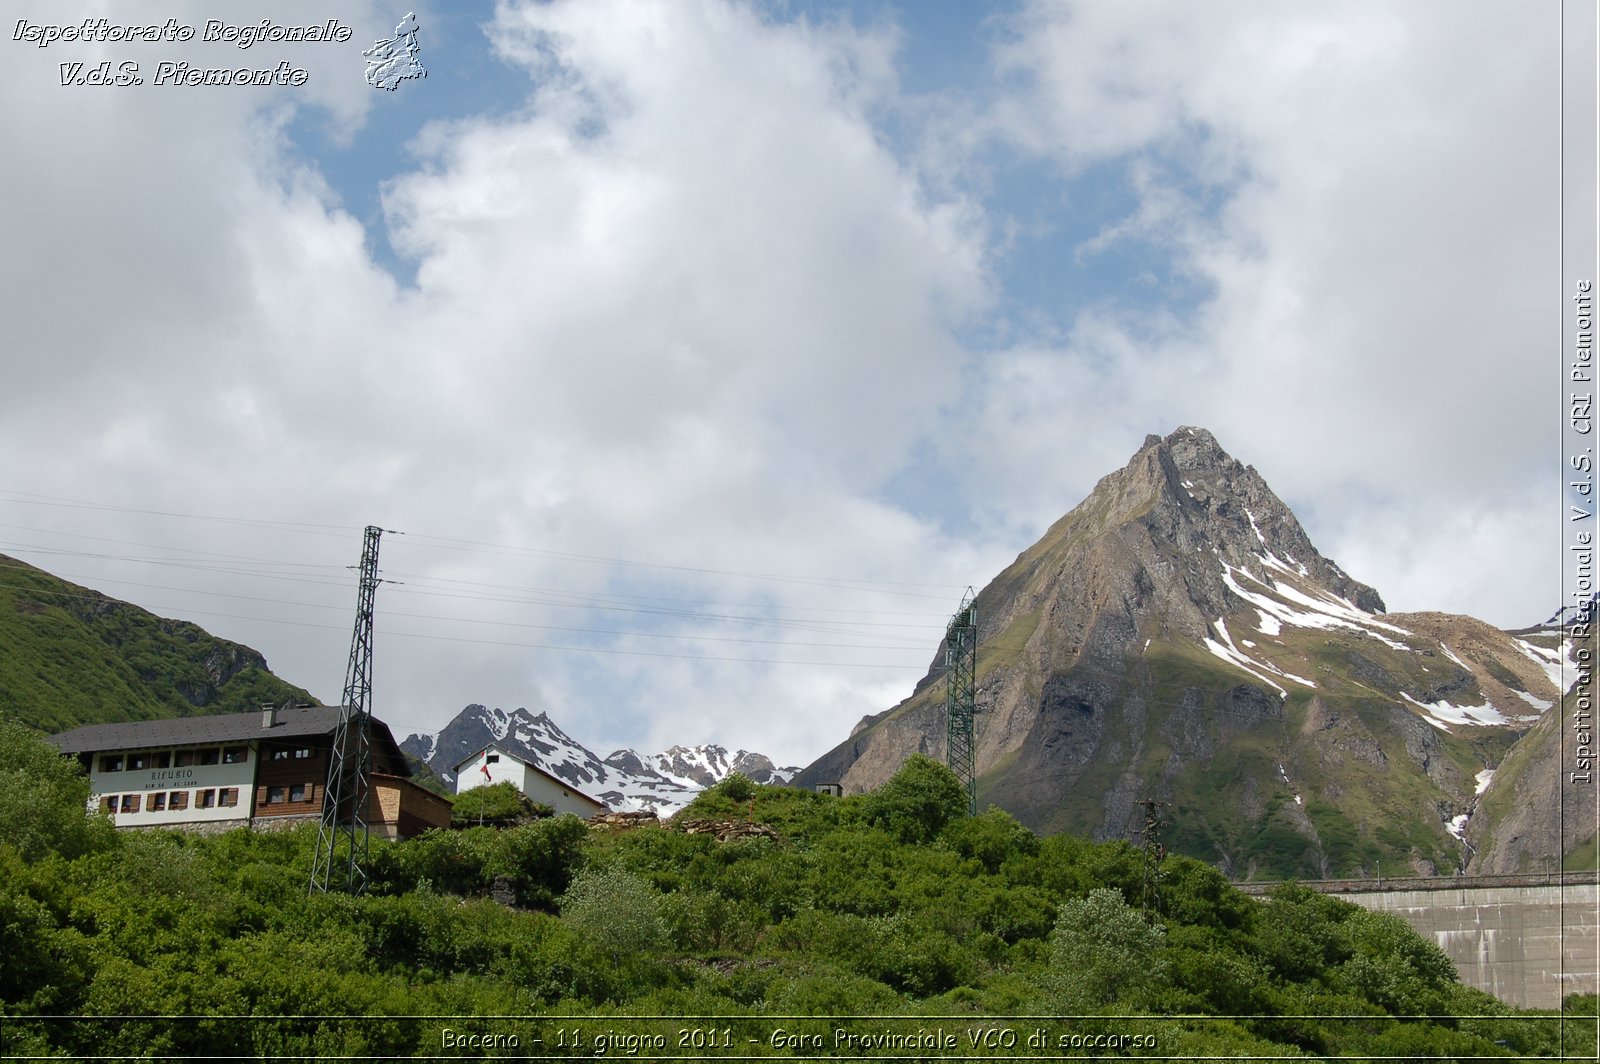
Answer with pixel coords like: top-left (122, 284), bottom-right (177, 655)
top-left (0, 554), bottom-right (317, 733)
top-left (2, 738), bottom-right (1592, 1059)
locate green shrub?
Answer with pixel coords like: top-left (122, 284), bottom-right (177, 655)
top-left (0, 722), bottom-right (115, 861)
top-left (1036, 888), bottom-right (1169, 1013)
top-left (862, 754), bottom-right (970, 844)
top-left (711, 771), bottom-right (756, 803)
top-left (450, 781), bottom-right (534, 826)
top-left (560, 864), bottom-right (668, 965)
top-left (487, 814), bottom-right (589, 908)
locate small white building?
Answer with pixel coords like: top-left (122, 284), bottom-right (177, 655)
top-left (453, 745), bottom-right (608, 818)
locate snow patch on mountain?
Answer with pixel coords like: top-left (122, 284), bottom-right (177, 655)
top-left (1515, 638), bottom-right (1572, 695)
top-left (1204, 617), bottom-right (1315, 695)
top-left (1400, 692), bottom-right (1521, 730)
top-left (487, 706), bottom-right (510, 742)
top-left (1222, 562), bottom-right (1412, 650)
top-left (1204, 618), bottom-right (1287, 697)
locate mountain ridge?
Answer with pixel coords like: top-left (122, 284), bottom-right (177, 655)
top-left (400, 703), bottom-right (799, 815)
top-left (0, 552), bottom-right (317, 733)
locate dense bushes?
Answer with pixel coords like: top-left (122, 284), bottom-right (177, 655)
top-left (448, 780), bottom-right (550, 826)
top-left (0, 728), bottom-right (1593, 1060)
top-left (370, 814), bottom-right (587, 907)
top-left (0, 721), bottom-right (115, 861)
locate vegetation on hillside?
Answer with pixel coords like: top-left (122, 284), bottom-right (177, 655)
top-left (1, 730), bottom-right (1594, 1060)
top-left (449, 780), bottom-right (553, 825)
top-left (0, 555), bottom-right (316, 732)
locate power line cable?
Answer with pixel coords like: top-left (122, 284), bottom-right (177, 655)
top-left (0, 490), bottom-right (355, 535)
top-left (0, 577), bottom-right (935, 656)
top-left (0, 555), bottom-right (939, 645)
top-left (0, 490), bottom-right (966, 600)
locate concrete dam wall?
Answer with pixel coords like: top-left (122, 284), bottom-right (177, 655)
top-left (1239, 873), bottom-right (1599, 1010)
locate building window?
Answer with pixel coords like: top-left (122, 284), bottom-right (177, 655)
top-left (174, 750), bottom-right (195, 767)
top-left (151, 751), bottom-right (171, 769)
top-left (149, 792), bottom-right (167, 812)
top-left (197, 789), bottom-right (216, 809)
top-left (198, 749), bottom-right (220, 766)
top-left (128, 753), bottom-right (149, 770)
top-left (486, 754), bottom-right (500, 764)
top-left (222, 746), bottom-right (248, 764)
top-left (169, 791), bottom-right (189, 811)
top-left (119, 795), bottom-right (140, 813)
top-left (289, 782), bottom-right (308, 802)
top-left (271, 749), bottom-right (290, 760)
top-left (293, 747), bottom-right (312, 759)
top-left (219, 788), bottom-right (239, 808)
top-left (99, 796), bottom-right (114, 813)
top-left (99, 756), bottom-right (124, 773)
top-left (266, 786), bottom-right (286, 805)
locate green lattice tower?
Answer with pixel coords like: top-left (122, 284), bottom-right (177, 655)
top-left (310, 525), bottom-right (384, 896)
top-left (944, 588), bottom-right (979, 816)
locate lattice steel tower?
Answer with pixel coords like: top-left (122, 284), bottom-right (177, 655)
top-left (944, 588), bottom-right (979, 816)
top-left (310, 525), bottom-right (385, 895)
top-left (1136, 798), bottom-right (1167, 919)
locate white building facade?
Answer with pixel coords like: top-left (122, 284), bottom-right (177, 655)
top-left (453, 745), bottom-right (608, 818)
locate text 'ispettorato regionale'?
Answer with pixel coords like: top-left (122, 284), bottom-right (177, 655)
top-left (14, 18), bottom-right (353, 87)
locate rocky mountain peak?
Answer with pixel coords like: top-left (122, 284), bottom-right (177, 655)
top-left (796, 427), bottom-right (1570, 879)
top-left (958, 428), bottom-right (1384, 683)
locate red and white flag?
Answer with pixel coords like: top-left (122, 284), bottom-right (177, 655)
top-left (480, 762), bottom-right (492, 780)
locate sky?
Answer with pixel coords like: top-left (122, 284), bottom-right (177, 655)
top-left (1, 0), bottom-right (1594, 765)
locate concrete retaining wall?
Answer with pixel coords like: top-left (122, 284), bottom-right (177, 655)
top-left (1237, 875), bottom-right (1598, 1009)
top-left (1341, 882), bottom-right (1597, 1009)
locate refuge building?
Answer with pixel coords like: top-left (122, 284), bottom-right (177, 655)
top-left (49, 704), bottom-right (450, 838)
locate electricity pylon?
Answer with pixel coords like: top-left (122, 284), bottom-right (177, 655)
top-left (944, 588), bottom-right (979, 816)
top-left (1136, 797), bottom-right (1168, 919)
top-left (310, 525), bottom-right (385, 895)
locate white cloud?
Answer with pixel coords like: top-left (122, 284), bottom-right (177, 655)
top-left (0, 0), bottom-right (990, 761)
top-left (969, 0), bottom-right (1567, 626)
top-left (0, 0), bottom-right (1581, 771)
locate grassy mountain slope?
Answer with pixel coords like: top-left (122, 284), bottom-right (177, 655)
top-left (0, 554), bottom-right (317, 732)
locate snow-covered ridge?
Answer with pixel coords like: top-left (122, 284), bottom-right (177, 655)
top-left (402, 705), bottom-right (799, 816)
top-left (1201, 542), bottom-right (1568, 734)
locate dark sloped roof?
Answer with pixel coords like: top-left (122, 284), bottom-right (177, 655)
top-left (49, 705), bottom-right (343, 752)
top-left (49, 706), bottom-right (413, 777)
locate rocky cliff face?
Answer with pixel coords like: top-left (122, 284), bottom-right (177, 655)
top-left (795, 428), bottom-right (1573, 879)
